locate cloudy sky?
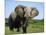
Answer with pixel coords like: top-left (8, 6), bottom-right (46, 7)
top-left (5, 0), bottom-right (44, 19)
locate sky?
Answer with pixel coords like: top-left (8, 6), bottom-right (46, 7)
top-left (5, 0), bottom-right (44, 19)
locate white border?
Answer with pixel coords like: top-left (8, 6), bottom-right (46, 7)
top-left (0, 0), bottom-right (5, 35)
top-left (44, 0), bottom-right (46, 34)
top-left (16, 0), bottom-right (43, 2)
top-left (0, 0), bottom-right (46, 35)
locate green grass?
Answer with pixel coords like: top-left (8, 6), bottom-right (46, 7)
top-left (5, 19), bottom-right (44, 35)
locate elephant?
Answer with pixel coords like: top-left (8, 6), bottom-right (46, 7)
top-left (22, 7), bottom-right (39, 33)
top-left (8, 5), bottom-right (39, 33)
top-left (9, 5), bottom-right (24, 32)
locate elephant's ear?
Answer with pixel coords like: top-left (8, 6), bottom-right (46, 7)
top-left (30, 8), bottom-right (39, 18)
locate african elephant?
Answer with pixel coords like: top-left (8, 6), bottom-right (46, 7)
top-left (23, 7), bottom-right (39, 33)
top-left (9, 5), bottom-right (24, 32)
top-left (9, 5), bottom-right (39, 33)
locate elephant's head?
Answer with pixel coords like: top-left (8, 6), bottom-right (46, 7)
top-left (24, 7), bottom-right (39, 18)
top-left (15, 5), bottom-right (25, 17)
top-left (15, 5), bottom-right (39, 18)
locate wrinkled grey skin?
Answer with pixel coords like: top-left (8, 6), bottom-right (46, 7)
top-left (9, 5), bottom-right (39, 33)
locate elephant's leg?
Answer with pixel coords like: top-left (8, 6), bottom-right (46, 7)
top-left (9, 22), bottom-right (14, 31)
top-left (17, 27), bottom-right (20, 32)
top-left (9, 23), bottom-right (14, 31)
top-left (22, 26), bottom-right (27, 33)
top-left (10, 26), bottom-right (14, 31)
top-left (9, 15), bottom-right (14, 31)
top-left (22, 17), bottom-right (28, 33)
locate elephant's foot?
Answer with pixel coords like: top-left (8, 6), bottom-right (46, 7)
top-left (17, 27), bottom-right (20, 32)
top-left (23, 29), bottom-right (26, 33)
top-left (22, 27), bottom-right (27, 33)
top-left (10, 27), bottom-right (14, 31)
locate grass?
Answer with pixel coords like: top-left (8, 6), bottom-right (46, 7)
top-left (5, 19), bottom-right (44, 35)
